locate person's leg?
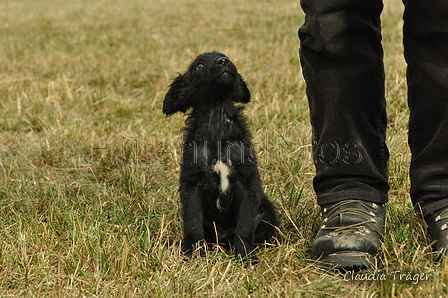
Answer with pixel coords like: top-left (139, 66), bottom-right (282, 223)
top-left (299, 0), bottom-right (388, 269)
top-left (299, 0), bottom-right (389, 205)
top-left (403, 0), bottom-right (448, 252)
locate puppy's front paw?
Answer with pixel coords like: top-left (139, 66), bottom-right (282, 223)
top-left (182, 239), bottom-right (207, 258)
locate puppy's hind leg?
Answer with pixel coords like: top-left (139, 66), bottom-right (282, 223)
top-left (232, 184), bottom-right (259, 263)
top-left (254, 194), bottom-right (280, 244)
top-left (180, 185), bottom-right (206, 257)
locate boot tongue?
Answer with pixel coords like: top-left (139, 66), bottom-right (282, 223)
top-left (327, 202), bottom-right (372, 227)
top-left (338, 209), bottom-right (371, 226)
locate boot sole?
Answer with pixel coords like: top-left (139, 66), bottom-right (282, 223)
top-left (316, 251), bottom-right (375, 271)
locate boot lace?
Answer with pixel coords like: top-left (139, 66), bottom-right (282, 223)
top-left (321, 200), bottom-right (383, 236)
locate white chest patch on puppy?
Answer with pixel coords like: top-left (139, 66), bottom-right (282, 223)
top-left (213, 161), bottom-right (230, 194)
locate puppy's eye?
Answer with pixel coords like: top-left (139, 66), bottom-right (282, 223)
top-left (196, 63), bottom-right (204, 71)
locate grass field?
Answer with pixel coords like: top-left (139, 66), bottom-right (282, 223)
top-left (1, 0), bottom-right (447, 296)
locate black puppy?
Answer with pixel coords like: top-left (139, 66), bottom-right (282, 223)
top-left (163, 51), bottom-right (279, 262)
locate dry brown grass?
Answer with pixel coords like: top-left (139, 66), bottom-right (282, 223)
top-left (0, 0), bottom-right (447, 296)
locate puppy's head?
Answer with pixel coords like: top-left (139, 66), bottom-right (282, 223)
top-left (163, 51), bottom-right (250, 116)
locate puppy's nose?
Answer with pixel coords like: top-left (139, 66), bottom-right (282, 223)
top-left (216, 57), bottom-right (230, 66)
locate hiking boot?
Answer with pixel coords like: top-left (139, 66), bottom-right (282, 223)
top-left (425, 206), bottom-right (448, 254)
top-left (312, 199), bottom-right (386, 271)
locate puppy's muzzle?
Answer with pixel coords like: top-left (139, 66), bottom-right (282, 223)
top-left (216, 56), bottom-right (230, 66)
top-left (215, 57), bottom-right (236, 79)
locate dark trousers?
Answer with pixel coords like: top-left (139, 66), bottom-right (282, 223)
top-left (299, 0), bottom-right (448, 217)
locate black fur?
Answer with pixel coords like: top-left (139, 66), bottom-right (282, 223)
top-left (163, 51), bottom-right (280, 262)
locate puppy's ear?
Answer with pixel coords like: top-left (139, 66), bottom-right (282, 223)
top-left (232, 74), bottom-right (251, 103)
top-left (163, 74), bottom-right (188, 116)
